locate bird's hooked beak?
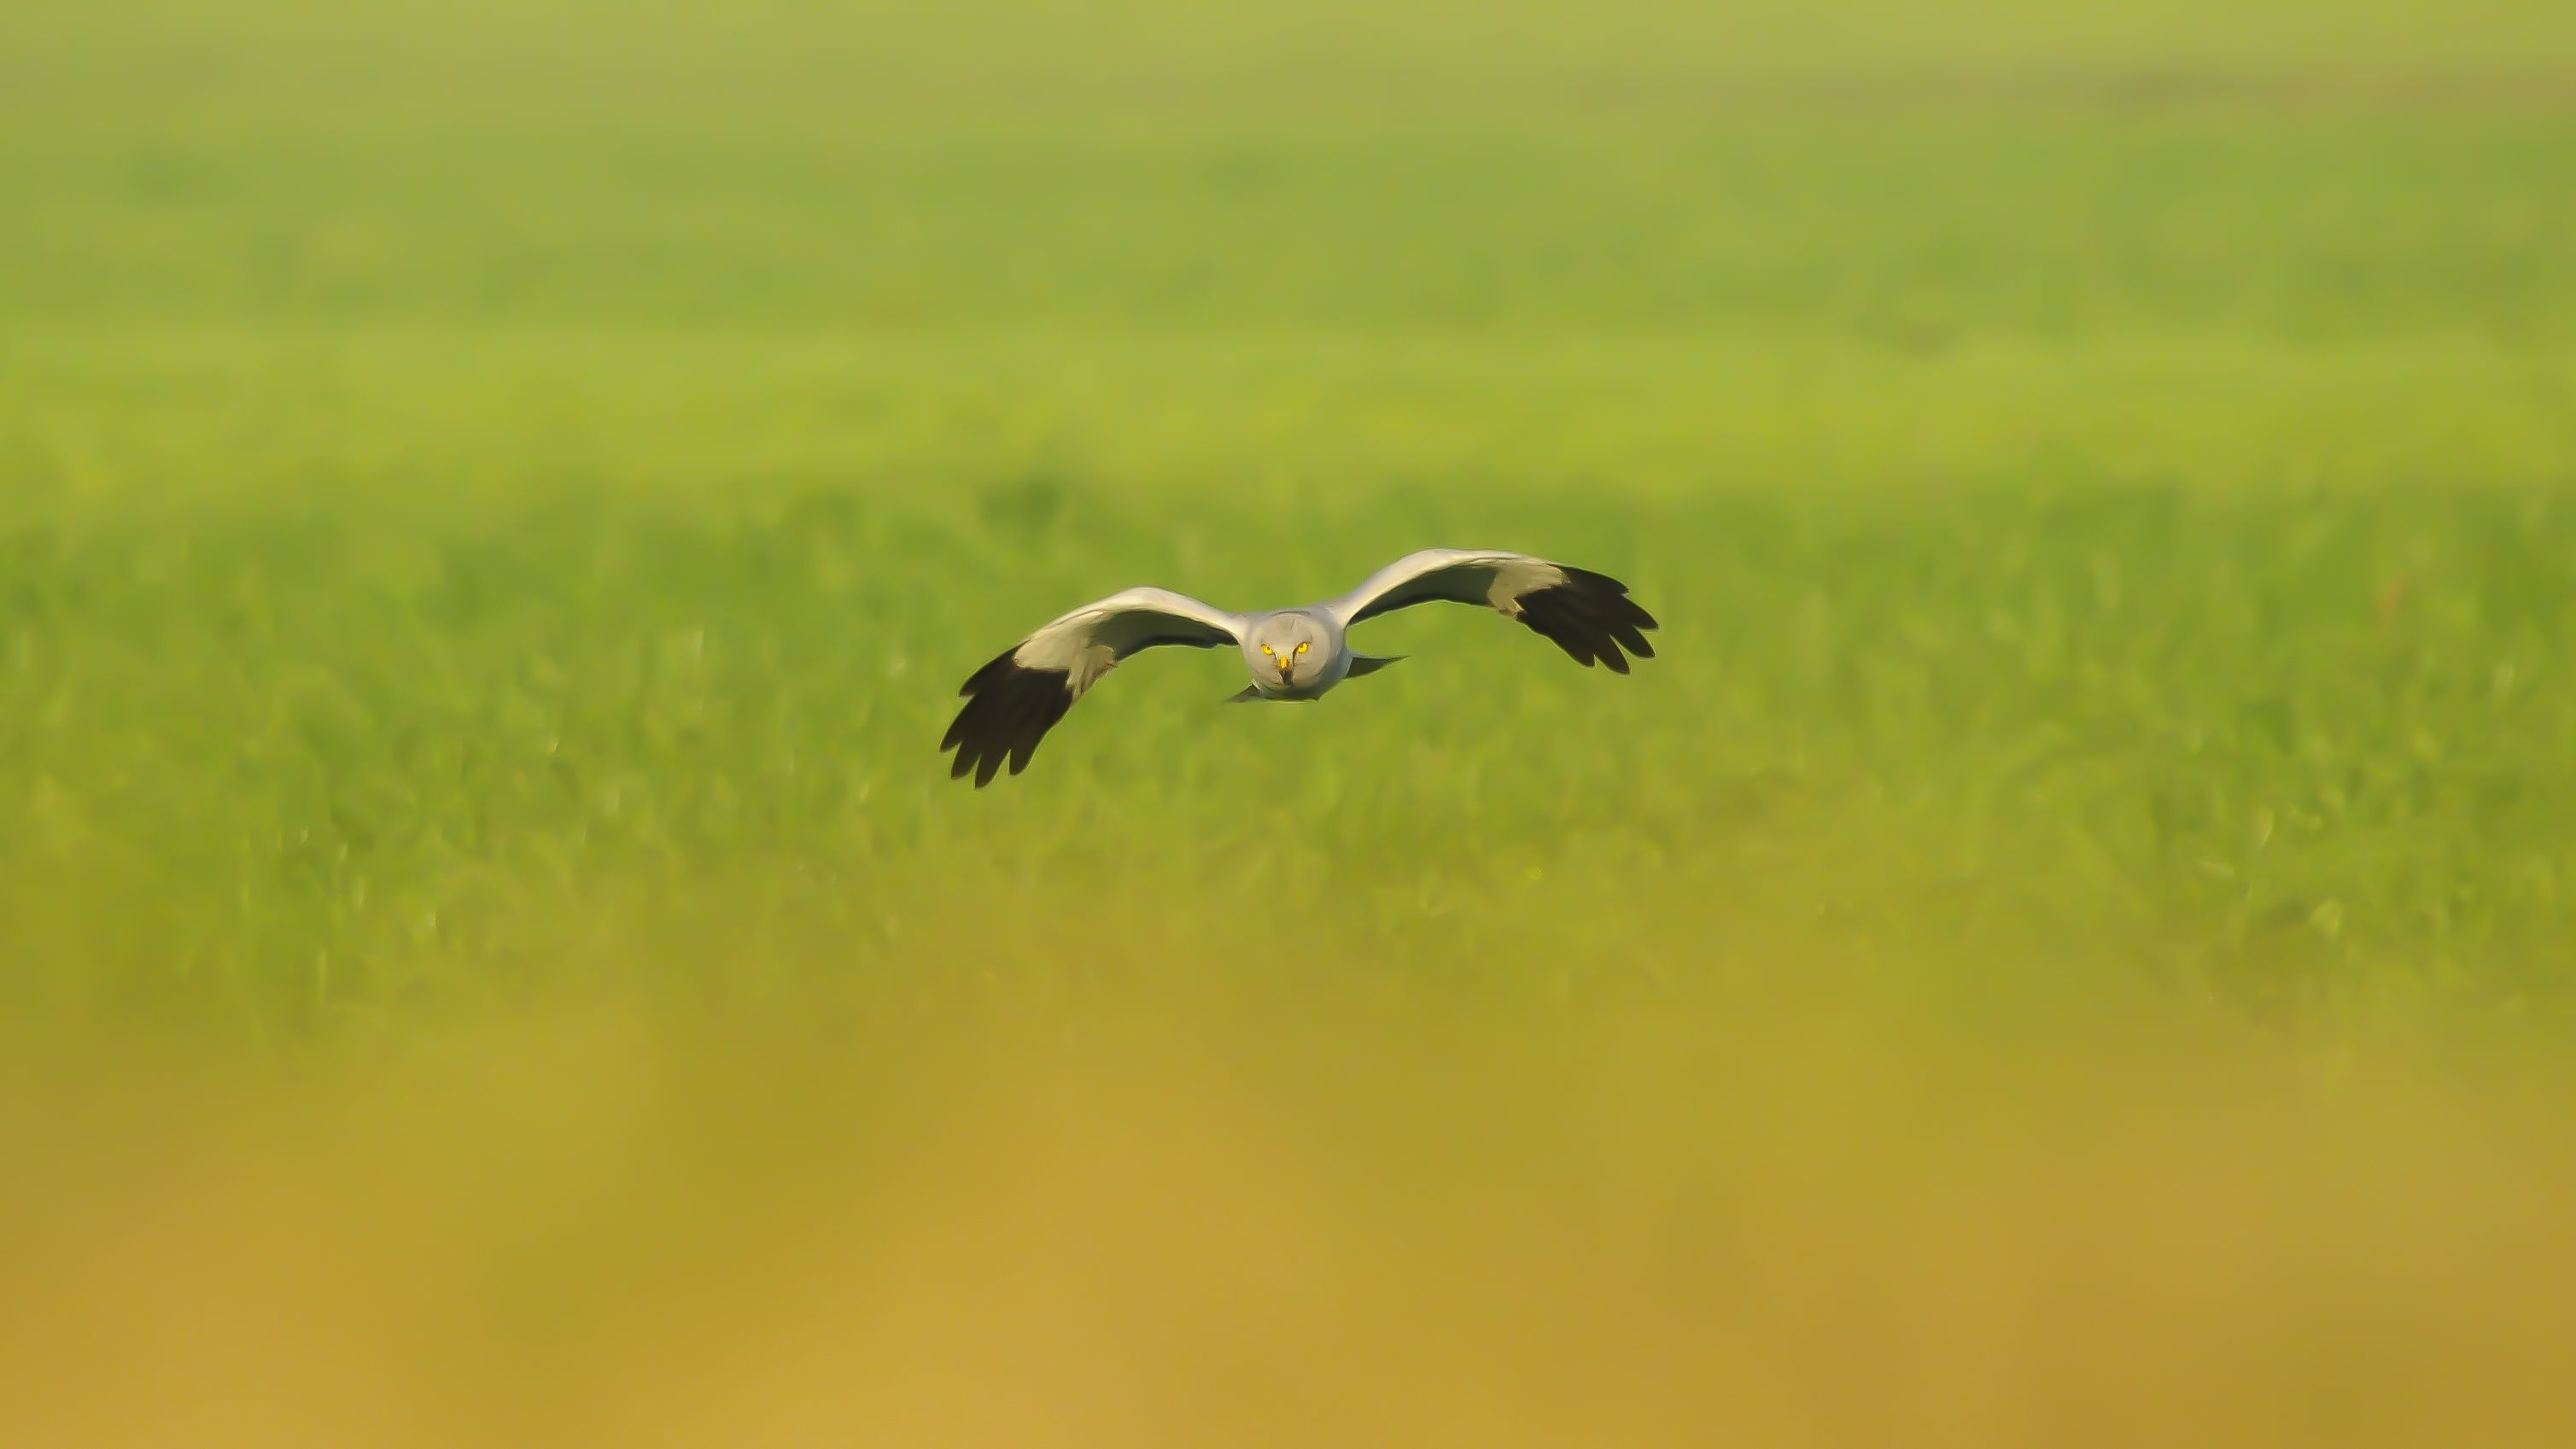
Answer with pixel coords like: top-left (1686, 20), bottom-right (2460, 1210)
top-left (1276, 655), bottom-right (1297, 683)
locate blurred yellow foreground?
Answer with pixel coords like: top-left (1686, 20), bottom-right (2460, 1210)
top-left (8, 968), bottom-right (2571, 1449)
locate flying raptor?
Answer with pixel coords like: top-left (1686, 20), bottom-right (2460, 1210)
top-left (940, 549), bottom-right (1659, 786)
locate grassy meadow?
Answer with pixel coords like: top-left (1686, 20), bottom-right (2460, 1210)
top-left (5, 2), bottom-right (2576, 1443)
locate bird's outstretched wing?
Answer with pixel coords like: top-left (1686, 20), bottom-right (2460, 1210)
top-left (942, 587), bottom-right (1243, 786)
top-left (1329, 550), bottom-right (1658, 672)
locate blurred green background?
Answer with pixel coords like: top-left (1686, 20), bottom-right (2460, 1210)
top-left (4, 4), bottom-right (2576, 1440)
top-left (6, 0), bottom-right (2573, 1023)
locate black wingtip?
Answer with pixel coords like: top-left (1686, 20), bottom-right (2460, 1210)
top-left (958, 646), bottom-right (1021, 698)
top-left (940, 649), bottom-right (1078, 787)
top-left (1516, 568), bottom-right (1659, 675)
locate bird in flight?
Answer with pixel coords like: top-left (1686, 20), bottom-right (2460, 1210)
top-left (940, 549), bottom-right (1658, 786)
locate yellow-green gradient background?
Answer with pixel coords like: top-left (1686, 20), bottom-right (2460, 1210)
top-left (5, 3), bottom-right (2575, 1443)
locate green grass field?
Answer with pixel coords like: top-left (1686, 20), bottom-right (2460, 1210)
top-left (5, 2), bottom-right (2576, 1443)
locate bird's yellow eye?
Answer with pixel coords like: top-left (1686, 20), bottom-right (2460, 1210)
top-left (1294, 641), bottom-right (1309, 655)
top-left (1261, 644), bottom-right (1275, 656)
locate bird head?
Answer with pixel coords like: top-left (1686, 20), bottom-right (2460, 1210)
top-left (1249, 616), bottom-right (1325, 687)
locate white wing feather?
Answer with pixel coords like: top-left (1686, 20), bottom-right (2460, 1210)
top-left (1329, 550), bottom-right (1569, 625)
top-left (942, 587), bottom-right (1243, 786)
top-left (1012, 587), bottom-right (1246, 697)
top-left (1326, 549), bottom-right (1659, 672)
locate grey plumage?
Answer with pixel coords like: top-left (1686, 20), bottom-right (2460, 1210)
top-left (940, 550), bottom-right (1658, 787)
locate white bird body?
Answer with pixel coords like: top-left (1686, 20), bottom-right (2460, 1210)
top-left (1235, 608), bottom-right (1353, 701)
top-left (941, 550), bottom-right (1657, 786)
